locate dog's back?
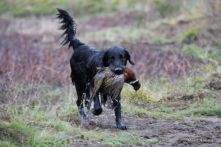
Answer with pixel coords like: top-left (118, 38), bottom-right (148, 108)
top-left (57, 8), bottom-right (102, 79)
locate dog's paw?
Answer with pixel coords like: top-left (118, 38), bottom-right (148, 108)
top-left (116, 123), bottom-right (127, 130)
top-left (80, 113), bottom-right (89, 121)
top-left (91, 108), bottom-right (103, 115)
top-left (79, 108), bottom-right (89, 121)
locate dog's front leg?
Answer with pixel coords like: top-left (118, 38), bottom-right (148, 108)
top-left (113, 96), bottom-right (127, 130)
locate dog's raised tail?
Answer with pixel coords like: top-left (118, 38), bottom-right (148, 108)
top-left (57, 8), bottom-right (83, 48)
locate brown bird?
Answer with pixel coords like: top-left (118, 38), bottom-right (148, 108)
top-left (86, 67), bottom-right (141, 110)
top-left (87, 67), bottom-right (124, 110)
top-left (86, 67), bottom-right (124, 110)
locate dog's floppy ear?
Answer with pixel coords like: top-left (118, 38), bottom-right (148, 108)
top-left (102, 51), bottom-right (109, 67)
top-left (124, 49), bottom-right (135, 65)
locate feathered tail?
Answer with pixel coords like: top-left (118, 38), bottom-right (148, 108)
top-left (56, 8), bottom-right (83, 48)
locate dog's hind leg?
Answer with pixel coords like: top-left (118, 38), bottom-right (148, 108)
top-left (75, 84), bottom-right (88, 120)
top-left (84, 82), bottom-right (91, 110)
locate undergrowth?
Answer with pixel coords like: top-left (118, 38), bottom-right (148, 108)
top-left (0, 0), bottom-right (149, 16)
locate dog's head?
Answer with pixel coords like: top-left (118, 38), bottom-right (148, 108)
top-left (103, 46), bottom-right (134, 75)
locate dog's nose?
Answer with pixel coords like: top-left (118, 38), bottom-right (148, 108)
top-left (114, 68), bottom-right (123, 75)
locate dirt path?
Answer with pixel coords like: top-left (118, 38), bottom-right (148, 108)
top-left (76, 107), bottom-right (221, 146)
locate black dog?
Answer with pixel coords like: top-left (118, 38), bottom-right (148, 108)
top-left (57, 9), bottom-right (134, 130)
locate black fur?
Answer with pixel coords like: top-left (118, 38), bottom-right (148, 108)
top-left (57, 8), bottom-right (134, 130)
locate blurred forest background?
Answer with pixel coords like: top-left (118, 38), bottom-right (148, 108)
top-left (1, 0), bottom-right (221, 146)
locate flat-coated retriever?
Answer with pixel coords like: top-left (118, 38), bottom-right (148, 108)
top-left (57, 8), bottom-right (134, 130)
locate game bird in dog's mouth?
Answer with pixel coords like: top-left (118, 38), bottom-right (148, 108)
top-left (57, 8), bottom-right (140, 130)
top-left (87, 67), bottom-right (124, 110)
top-left (86, 67), bottom-right (141, 111)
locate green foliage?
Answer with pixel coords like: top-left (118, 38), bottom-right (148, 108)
top-left (0, 120), bottom-right (35, 146)
top-left (182, 44), bottom-right (206, 59)
top-left (0, 0), bottom-right (68, 16)
top-left (71, 0), bottom-right (113, 14)
top-left (0, 0), bottom-right (148, 16)
top-left (124, 95), bottom-right (221, 120)
top-left (181, 27), bottom-right (200, 43)
top-left (81, 26), bottom-right (151, 43)
top-left (207, 47), bottom-right (221, 64)
top-left (122, 84), bottom-right (161, 104)
top-left (33, 111), bottom-right (49, 121)
top-left (0, 1), bottom-right (8, 14)
top-left (123, 101), bottom-right (176, 119)
top-left (185, 98), bottom-right (221, 116)
top-left (64, 0), bottom-right (146, 15)
top-left (81, 130), bottom-right (159, 146)
top-left (31, 131), bottom-right (69, 147)
top-left (168, 97), bottom-right (221, 117)
top-left (52, 120), bottom-right (72, 132)
top-left (182, 44), bottom-right (221, 64)
top-left (104, 134), bottom-right (159, 146)
top-left (122, 72), bottom-right (211, 105)
top-left (0, 140), bottom-right (16, 147)
top-left (0, 119), bottom-right (73, 146)
top-left (56, 105), bottom-right (79, 121)
top-left (153, 0), bottom-right (179, 18)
